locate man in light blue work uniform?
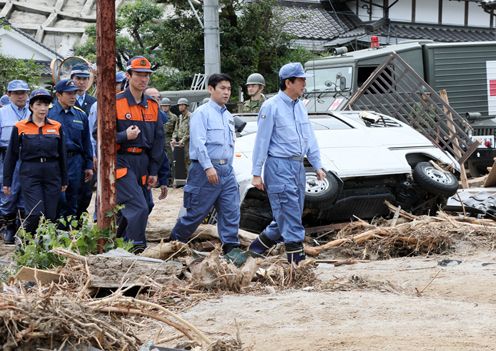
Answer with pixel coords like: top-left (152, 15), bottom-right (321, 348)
top-left (49, 79), bottom-right (93, 220)
top-left (170, 73), bottom-right (245, 265)
top-left (248, 62), bottom-right (326, 264)
top-left (0, 80), bottom-right (29, 244)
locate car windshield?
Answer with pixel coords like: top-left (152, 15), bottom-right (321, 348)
top-left (305, 66), bottom-right (353, 93)
top-left (234, 113), bottom-right (352, 136)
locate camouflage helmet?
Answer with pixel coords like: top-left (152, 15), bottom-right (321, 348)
top-left (177, 97), bottom-right (189, 106)
top-left (160, 97), bottom-right (171, 106)
top-left (201, 97), bottom-right (210, 105)
top-left (246, 73), bottom-right (265, 86)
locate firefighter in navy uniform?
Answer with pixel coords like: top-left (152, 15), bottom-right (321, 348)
top-left (3, 89), bottom-right (67, 234)
top-left (115, 56), bottom-right (164, 252)
top-left (48, 79), bottom-right (93, 220)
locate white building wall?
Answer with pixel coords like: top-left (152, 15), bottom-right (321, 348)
top-left (442, 0), bottom-right (466, 26)
top-left (467, 1), bottom-right (491, 27)
top-left (388, 0), bottom-right (412, 22)
top-left (345, 0), bottom-right (491, 28)
top-left (415, 0), bottom-right (438, 24)
top-left (0, 29), bottom-right (57, 61)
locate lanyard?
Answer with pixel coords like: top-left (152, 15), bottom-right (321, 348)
top-left (10, 104), bottom-right (27, 120)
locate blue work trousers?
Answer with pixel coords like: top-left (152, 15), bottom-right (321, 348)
top-left (20, 161), bottom-right (61, 233)
top-left (0, 156), bottom-right (23, 216)
top-left (171, 161), bottom-right (240, 246)
top-left (116, 153), bottom-right (150, 245)
top-left (262, 156), bottom-right (306, 244)
top-left (59, 154), bottom-right (84, 218)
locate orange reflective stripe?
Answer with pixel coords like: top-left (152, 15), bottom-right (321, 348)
top-left (126, 147), bottom-right (143, 153)
top-left (116, 168), bottom-right (128, 179)
top-left (141, 175), bottom-right (147, 185)
top-left (116, 97), bottom-right (159, 122)
top-left (16, 120), bottom-right (61, 136)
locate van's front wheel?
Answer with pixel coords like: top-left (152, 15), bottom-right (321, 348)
top-left (412, 162), bottom-right (458, 197)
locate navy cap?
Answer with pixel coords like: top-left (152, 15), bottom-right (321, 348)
top-left (7, 80), bottom-right (29, 92)
top-left (126, 56), bottom-right (153, 73)
top-left (0, 94), bottom-right (10, 106)
top-left (116, 71), bottom-right (126, 83)
top-left (70, 64), bottom-right (91, 78)
top-left (54, 79), bottom-right (79, 93)
top-left (278, 62), bottom-right (313, 80)
top-left (29, 89), bottom-right (53, 104)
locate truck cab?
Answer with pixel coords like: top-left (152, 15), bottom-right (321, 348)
top-left (304, 42), bottom-right (424, 112)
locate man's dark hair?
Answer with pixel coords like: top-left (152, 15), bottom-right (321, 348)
top-left (280, 77), bottom-right (297, 91)
top-left (208, 73), bottom-right (232, 88)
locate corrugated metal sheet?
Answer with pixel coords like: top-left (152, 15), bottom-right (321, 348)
top-left (424, 43), bottom-right (496, 118)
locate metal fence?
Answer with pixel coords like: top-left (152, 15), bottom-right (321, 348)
top-left (345, 52), bottom-right (479, 164)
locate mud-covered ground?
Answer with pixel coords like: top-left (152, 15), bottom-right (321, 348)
top-left (2, 188), bottom-right (496, 350)
top-left (146, 189), bottom-right (496, 351)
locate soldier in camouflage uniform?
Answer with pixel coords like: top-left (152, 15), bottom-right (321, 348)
top-left (160, 97), bottom-right (178, 169)
top-left (171, 97), bottom-right (192, 169)
top-left (242, 73), bottom-right (266, 113)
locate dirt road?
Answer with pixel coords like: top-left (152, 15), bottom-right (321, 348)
top-left (1, 188), bottom-right (495, 350)
top-left (146, 188), bottom-right (496, 351)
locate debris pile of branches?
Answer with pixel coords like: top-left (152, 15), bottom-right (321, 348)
top-left (186, 249), bottom-right (317, 292)
top-left (305, 208), bottom-right (496, 259)
top-left (0, 283), bottom-right (215, 350)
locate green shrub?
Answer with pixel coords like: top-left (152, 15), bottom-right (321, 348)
top-left (15, 211), bottom-right (133, 270)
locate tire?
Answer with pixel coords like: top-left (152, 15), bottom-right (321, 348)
top-left (304, 168), bottom-right (340, 209)
top-left (240, 208), bottom-right (272, 233)
top-left (412, 162), bottom-right (458, 197)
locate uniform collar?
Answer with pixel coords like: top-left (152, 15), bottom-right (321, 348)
top-left (207, 100), bottom-right (227, 114)
top-left (77, 93), bottom-right (86, 104)
top-left (52, 100), bottom-right (75, 115)
top-left (124, 88), bottom-right (149, 107)
top-left (27, 114), bottom-right (53, 125)
top-left (278, 90), bottom-right (299, 106)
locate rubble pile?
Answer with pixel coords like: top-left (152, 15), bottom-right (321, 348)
top-left (2, 208), bottom-right (496, 350)
top-left (305, 209), bottom-right (496, 259)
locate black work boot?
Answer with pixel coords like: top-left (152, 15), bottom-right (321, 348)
top-left (2, 213), bottom-right (17, 245)
top-left (285, 242), bottom-right (306, 265)
top-left (248, 232), bottom-right (276, 257)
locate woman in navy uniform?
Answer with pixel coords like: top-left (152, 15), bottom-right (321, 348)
top-left (3, 89), bottom-right (67, 234)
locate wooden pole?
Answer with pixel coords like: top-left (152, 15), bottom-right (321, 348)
top-left (96, 0), bottom-right (116, 233)
top-left (439, 89), bottom-right (468, 188)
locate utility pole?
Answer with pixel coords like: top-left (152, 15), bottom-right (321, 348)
top-left (96, 0), bottom-right (116, 233)
top-left (203, 0), bottom-right (221, 77)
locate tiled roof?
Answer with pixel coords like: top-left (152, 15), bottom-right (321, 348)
top-left (279, 4), bottom-right (356, 40)
top-left (384, 22), bottom-right (496, 42)
top-left (337, 21), bottom-right (496, 44)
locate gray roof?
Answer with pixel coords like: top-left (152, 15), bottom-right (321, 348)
top-left (384, 22), bottom-right (496, 42)
top-left (279, 2), bottom-right (358, 41)
top-left (1, 19), bottom-right (62, 60)
top-left (335, 21), bottom-right (496, 45)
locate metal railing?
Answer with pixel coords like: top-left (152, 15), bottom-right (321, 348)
top-left (344, 52), bottom-right (479, 164)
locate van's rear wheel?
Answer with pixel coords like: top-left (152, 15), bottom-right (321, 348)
top-left (304, 169), bottom-right (340, 209)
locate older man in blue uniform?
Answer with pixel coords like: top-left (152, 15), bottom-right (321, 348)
top-left (0, 80), bottom-right (29, 243)
top-left (248, 62), bottom-right (326, 264)
top-left (170, 73), bottom-right (245, 265)
top-left (71, 64), bottom-right (96, 116)
top-left (49, 79), bottom-right (93, 219)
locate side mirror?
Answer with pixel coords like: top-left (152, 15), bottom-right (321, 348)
top-left (332, 47), bottom-right (348, 55)
top-left (339, 75), bottom-right (347, 91)
top-left (466, 112), bottom-right (482, 120)
top-left (234, 116), bottom-right (246, 133)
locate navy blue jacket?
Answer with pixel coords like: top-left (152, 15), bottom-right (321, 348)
top-left (48, 101), bottom-right (93, 170)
